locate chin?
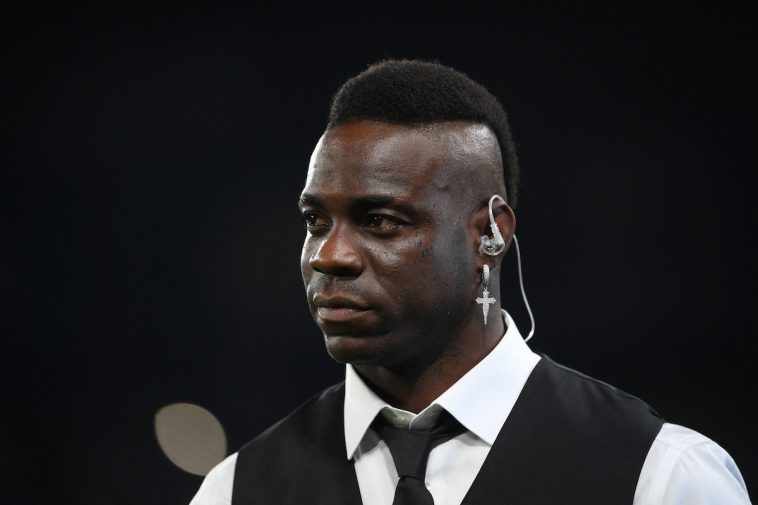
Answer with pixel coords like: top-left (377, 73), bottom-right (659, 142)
top-left (323, 334), bottom-right (392, 365)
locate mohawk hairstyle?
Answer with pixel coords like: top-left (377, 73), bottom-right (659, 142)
top-left (328, 59), bottom-right (520, 208)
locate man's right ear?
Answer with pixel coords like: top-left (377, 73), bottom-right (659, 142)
top-left (477, 195), bottom-right (515, 257)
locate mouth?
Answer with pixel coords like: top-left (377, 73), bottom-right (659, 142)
top-left (313, 295), bottom-right (371, 323)
top-left (316, 306), bottom-right (369, 322)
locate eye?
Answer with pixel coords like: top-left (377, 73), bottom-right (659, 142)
top-left (302, 212), bottom-right (330, 229)
top-left (363, 214), bottom-right (402, 231)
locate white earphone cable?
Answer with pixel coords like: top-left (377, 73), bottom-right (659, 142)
top-left (482, 194), bottom-right (536, 342)
top-left (512, 234), bottom-right (535, 342)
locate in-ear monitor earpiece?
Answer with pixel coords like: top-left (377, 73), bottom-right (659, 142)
top-left (478, 194), bottom-right (536, 342)
top-left (479, 195), bottom-right (507, 256)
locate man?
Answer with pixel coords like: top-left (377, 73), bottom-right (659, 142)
top-left (191, 60), bottom-right (750, 504)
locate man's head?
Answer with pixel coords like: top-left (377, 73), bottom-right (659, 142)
top-left (328, 59), bottom-right (519, 208)
top-left (299, 60), bottom-right (518, 374)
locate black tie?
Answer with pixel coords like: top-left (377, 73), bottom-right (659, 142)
top-left (373, 411), bottom-right (465, 505)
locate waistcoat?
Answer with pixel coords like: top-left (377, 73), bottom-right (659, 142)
top-left (232, 355), bottom-right (663, 504)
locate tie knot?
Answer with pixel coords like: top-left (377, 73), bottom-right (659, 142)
top-left (373, 411), bottom-right (464, 480)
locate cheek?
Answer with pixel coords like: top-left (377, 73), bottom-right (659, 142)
top-left (370, 230), bottom-right (472, 305)
top-left (416, 228), bottom-right (473, 304)
top-left (363, 235), bottom-right (429, 280)
top-left (424, 252), bottom-right (470, 301)
top-left (300, 238), bottom-right (315, 283)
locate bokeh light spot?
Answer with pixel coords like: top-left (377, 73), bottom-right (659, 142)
top-left (154, 403), bottom-right (227, 476)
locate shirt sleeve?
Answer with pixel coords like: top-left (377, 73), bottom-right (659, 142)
top-left (633, 423), bottom-right (751, 505)
top-left (189, 452), bottom-right (237, 505)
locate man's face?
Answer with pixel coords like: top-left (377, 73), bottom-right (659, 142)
top-left (299, 121), bottom-right (483, 369)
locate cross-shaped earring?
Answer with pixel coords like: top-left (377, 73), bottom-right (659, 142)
top-left (476, 264), bottom-right (496, 325)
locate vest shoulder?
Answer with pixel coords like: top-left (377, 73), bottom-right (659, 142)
top-left (232, 382), bottom-right (361, 504)
top-left (237, 381), bottom-right (345, 458)
top-left (459, 355), bottom-right (665, 505)
top-left (540, 354), bottom-right (663, 422)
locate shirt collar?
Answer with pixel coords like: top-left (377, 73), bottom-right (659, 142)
top-left (343, 310), bottom-right (541, 459)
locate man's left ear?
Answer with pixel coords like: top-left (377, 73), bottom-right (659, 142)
top-left (472, 196), bottom-right (516, 258)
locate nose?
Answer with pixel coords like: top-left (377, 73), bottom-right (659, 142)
top-left (308, 224), bottom-right (364, 277)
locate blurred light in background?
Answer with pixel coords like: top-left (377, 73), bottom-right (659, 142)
top-left (154, 403), bottom-right (227, 476)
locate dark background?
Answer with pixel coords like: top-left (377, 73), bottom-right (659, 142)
top-left (4, 2), bottom-right (756, 503)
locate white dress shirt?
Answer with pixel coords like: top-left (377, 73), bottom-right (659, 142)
top-left (191, 311), bottom-right (751, 505)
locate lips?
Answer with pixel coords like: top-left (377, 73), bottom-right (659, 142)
top-left (313, 294), bottom-right (371, 323)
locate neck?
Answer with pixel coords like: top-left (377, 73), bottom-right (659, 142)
top-left (353, 310), bottom-right (505, 413)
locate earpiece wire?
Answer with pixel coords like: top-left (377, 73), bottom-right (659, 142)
top-left (487, 195), bottom-right (536, 342)
top-left (512, 234), bottom-right (535, 342)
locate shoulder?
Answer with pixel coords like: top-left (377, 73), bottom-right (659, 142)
top-left (634, 423), bottom-right (751, 504)
top-left (237, 381), bottom-right (345, 458)
top-left (190, 382), bottom-right (346, 504)
top-left (538, 355), bottom-right (663, 428)
top-left (189, 453), bottom-right (237, 505)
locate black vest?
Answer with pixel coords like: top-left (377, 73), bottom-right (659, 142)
top-left (232, 356), bottom-right (663, 504)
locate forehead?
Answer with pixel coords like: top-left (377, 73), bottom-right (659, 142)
top-left (302, 121), bottom-right (493, 205)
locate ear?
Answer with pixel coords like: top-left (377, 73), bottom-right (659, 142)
top-left (470, 198), bottom-right (516, 264)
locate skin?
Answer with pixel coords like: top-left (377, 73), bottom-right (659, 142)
top-left (299, 120), bottom-right (516, 413)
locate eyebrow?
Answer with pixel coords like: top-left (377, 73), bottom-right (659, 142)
top-left (352, 195), bottom-right (398, 209)
top-left (298, 193), bottom-right (415, 214)
top-left (298, 194), bottom-right (323, 208)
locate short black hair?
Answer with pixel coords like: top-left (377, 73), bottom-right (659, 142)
top-left (328, 59), bottom-right (520, 208)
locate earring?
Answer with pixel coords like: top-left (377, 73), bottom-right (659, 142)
top-left (475, 265), bottom-right (496, 325)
